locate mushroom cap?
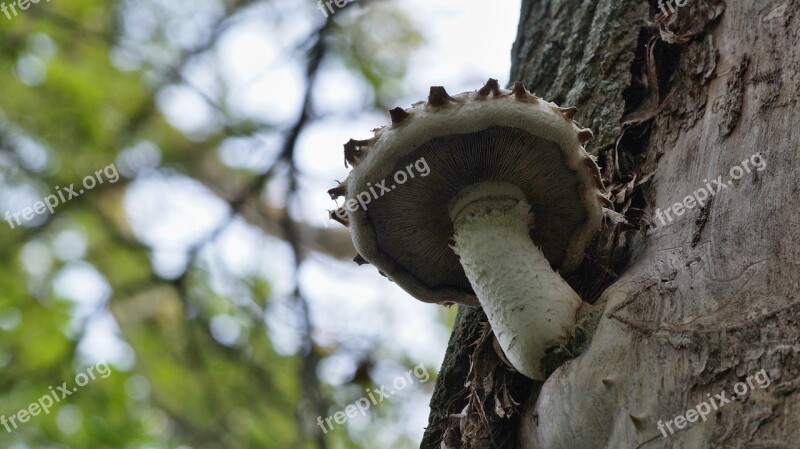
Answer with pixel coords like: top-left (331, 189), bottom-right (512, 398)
top-left (329, 80), bottom-right (605, 306)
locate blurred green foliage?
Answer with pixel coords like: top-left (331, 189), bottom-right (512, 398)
top-left (0, 0), bottom-right (439, 448)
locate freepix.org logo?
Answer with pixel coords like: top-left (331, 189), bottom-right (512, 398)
top-left (4, 163), bottom-right (119, 230)
top-left (656, 369), bottom-right (771, 439)
top-left (326, 157), bottom-right (430, 227)
top-left (652, 153), bottom-right (766, 229)
top-left (316, 364), bottom-right (430, 434)
top-left (1, 360), bottom-right (112, 434)
top-left (1, 0), bottom-right (52, 21)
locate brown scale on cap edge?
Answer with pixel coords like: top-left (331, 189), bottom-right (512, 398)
top-left (559, 107), bottom-right (578, 120)
top-left (511, 81), bottom-right (539, 103)
top-left (353, 254), bottom-right (369, 265)
top-left (477, 78), bottom-right (501, 97)
top-left (578, 129), bottom-right (594, 145)
top-left (389, 107), bottom-right (411, 126)
top-left (343, 138), bottom-right (371, 168)
top-left (329, 208), bottom-right (349, 227)
top-left (427, 86), bottom-right (457, 108)
top-left (327, 182), bottom-right (346, 200)
top-left (511, 81), bottom-right (527, 99)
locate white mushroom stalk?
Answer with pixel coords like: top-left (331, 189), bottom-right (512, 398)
top-left (449, 182), bottom-right (583, 380)
top-left (328, 79), bottom-right (606, 381)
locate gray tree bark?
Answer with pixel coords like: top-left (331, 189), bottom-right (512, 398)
top-left (423, 0), bottom-right (800, 447)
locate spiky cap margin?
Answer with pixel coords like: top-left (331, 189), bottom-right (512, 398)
top-left (327, 79), bottom-right (605, 306)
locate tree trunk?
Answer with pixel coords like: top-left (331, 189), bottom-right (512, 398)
top-left (423, 0), bottom-right (800, 447)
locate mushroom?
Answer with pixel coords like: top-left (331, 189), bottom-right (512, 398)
top-left (327, 79), bottom-right (605, 380)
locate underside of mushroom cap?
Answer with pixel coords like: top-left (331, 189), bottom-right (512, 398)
top-left (329, 80), bottom-right (605, 306)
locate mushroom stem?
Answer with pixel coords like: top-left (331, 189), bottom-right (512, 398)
top-left (449, 182), bottom-right (583, 380)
